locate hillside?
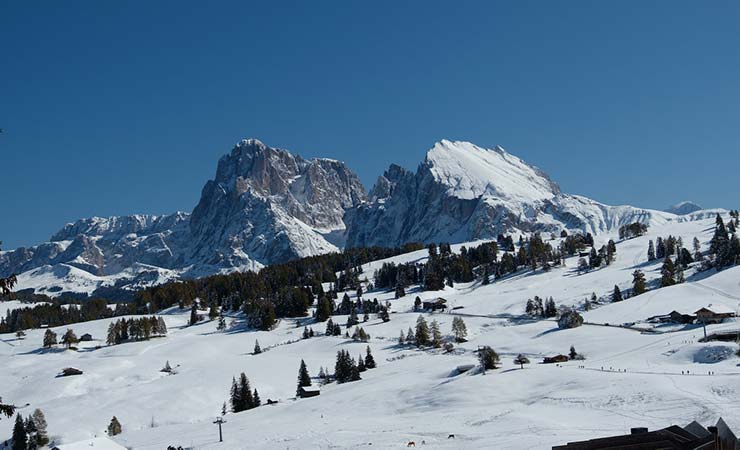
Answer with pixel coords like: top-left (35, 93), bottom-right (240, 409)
top-left (1, 215), bottom-right (739, 448)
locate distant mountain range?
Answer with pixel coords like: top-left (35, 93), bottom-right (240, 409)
top-left (0, 138), bottom-right (719, 298)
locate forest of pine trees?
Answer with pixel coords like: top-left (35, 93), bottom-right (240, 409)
top-left (106, 316), bottom-right (168, 345)
top-left (0, 297), bottom-right (134, 334)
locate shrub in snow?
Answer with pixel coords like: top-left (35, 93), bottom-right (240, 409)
top-left (558, 310), bottom-right (583, 329)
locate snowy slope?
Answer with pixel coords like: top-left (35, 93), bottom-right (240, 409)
top-left (1, 215), bottom-right (739, 449)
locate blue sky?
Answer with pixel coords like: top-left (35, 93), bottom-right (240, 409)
top-left (1, 1), bottom-right (738, 249)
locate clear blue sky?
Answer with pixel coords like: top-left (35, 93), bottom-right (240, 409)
top-left (2, 1), bottom-right (738, 249)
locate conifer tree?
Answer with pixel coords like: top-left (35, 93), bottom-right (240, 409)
top-left (632, 270), bottom-right (648, 296)
top-left (253, 389), bottom-right (261, 407)
top-left (189, 302), bottom-right (199, 326)
top-left (30, 408), bottom-right (48, 447)
top-left (315, 296), bottom-right (332, 322)
top-left (238, 373), bottom-right (253, 410)
top-left (12, 414), bottom-right (27, 450)
top-left (217, 314), bottom-right (226, 331)
top-left (61, 329), bottom-right (78, 349)
top-left (478, 346), bottom-right (499, 372)
top-left (364, 346), bottom-right (376, 369)
top-left (406, 327), bottom-right (415, 344)
top-left (451, 316), bottom-right (468, 342)
top-left (253, 340), bottom-right (262, 354)
top-left (208, 302), bottom-right (219, 320)
top-left (612, 285), bottom-right (623, 302)
top-left (569, 345), bottom-right (578, 360)
top-left (647, 240), bottom-right (656, 261)
top-left (107, 416), bottom-right (122, 436)
top-left (660, 258), bottom-right (676, 287)
top-left (43, 329), bottom-right (58, 348)
top-left (357, 354), bottom-right (366, 372)
top-left (415, 315), bottom-right (430, 346)
top-left (430, 320), bottom-right (442, 348)
top-left (325, 319), bottom-right (335, 336)
top-left (398, 330), bottom-right (406, 345)
top-left (296, 360), bottom-right (312, 397)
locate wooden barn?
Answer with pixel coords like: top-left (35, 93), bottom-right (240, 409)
top-left (299, 386), bottom-right (320, 398)
top-left (542, 355), bottom-right (569, 364)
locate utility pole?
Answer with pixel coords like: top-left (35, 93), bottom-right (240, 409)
top-left (214, 417), bottom-right (226, 442)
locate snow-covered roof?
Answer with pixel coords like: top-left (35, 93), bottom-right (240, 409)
top-left (695, 304), bottom-right (736, 315)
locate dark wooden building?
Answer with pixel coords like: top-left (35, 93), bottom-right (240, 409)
top-left (422, 298), bottom-right (447, 312)
top-left (695, 305), bottom-right (736, 324)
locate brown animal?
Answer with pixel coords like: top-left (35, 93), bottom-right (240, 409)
top-left (407, 442), bottom-right (416, 447)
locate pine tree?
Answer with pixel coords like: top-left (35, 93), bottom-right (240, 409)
top-left (107, 416), bottom-right (122, 436)
top-left (61, 329), bottom-right (78, 349)
top-left (296, 360), bottom-right (312, 397)
top-left (632, 270), bottom-right (648, 296)
top-left (415, 315), bottom-right (430, 346)
top-left (325, 319), bottom-right (335, 336)
top-left (238, 373), bottom-right (253, 410)
top-left (217, 314), bottom-right (226, 331)
top-left (675, 260), bottom-right (685, 284)
top-left (43, 329), bottom-right (58, 348)
top-left (612, 285), bottom-right (623, 302)
top-left (230, 377), bottom-right (239, 411)
top-left (406, 327), bottom-right (415, 344)
top-left (364, 346), bottom-right (376, 369)
top-left (660, 258), bottom-right (676, 287)
top-left (302, 326), bottom-right (310, 339)
top-left (544, 298), bottom-right (557, 318)
top-left (569, 345), bottom-right (578, 360)
top-left (647, 240), bottom-right (656, 261)
top-left (430, 320), bottom-right (442, 348)
top-left (357, 354), bottom-right (366, 372)
top-left (208, 302), bottom-right (219, 320)
top-left (478, 346), bottom-right (499, 372)
top-left (398, 330), bottom-right (406, 345)
top-left (253, 340), bottom-right (262, 354)
top-left (12, 414), bottom-right (27, 450)
top-left (189, 302), bottom-right (199, 326)
top-left (315, 296), bottom-right (332, 322)
top-left (161, 360), bottom-right (172, 373)
top-left (253, 389), bottom-right (261, 407)
top-left (451, 316), bottom-right (468, 342)
top-left (30, 409), bottom-right (48, 447)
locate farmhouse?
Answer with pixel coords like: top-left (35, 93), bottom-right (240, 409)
top-left (422, 298), bottom-right (447, 312)
top-left (79, 333), bottom-right (93, 342)
top-left (694, 304), bottom-right (736, 324)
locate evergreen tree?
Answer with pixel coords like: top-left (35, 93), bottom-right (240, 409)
top-left (161, 360), bottom-right (172, 373)
top-left (647, 240), bottom-right (656, 261)
top-left (430, 320), bottom-right (442, 348)
top-left (612, 285), bottom-right (623, 302)
top-left (12, 414), bottom-right (27, 450)
top-left (379, 307), bottom-right (390, 322)
top-left (315, 296), bottom-right (332, 322)
top-left (296, 360), bottom-right (312, 397)
top-left (413, 296), bottom-right (422, 311)
top-left (43, 329), bottom-right (58, 348)
top-left (364, 346), bottom-right (376, 369)
top-left (253, 389), bottom-right (261, 407)
top-left (237, 373), bottom-right (254, 410)
top-left (632, 270), bottom-right (648, 296)
top-left (253, 340), bottom-right (262, 354)
top-left (544, 298), bottom-right (557, 318)
top-left (451, 316), bottom-right (468, 342)
top-left (107, 416), bottom-right (122, 436)
top-left (302, 326), bottom-right (310, 339)
top-left (217, 314), bottom-right (226, 331)
top-left (61, 329), bottom-right (78, 349)
top-left (693, 237), bottom-right (703, 261)
top-left (398, 330), bottom-right (406, 345)
top-left (569, 345), bottom-right (578, 360)
top-left (406, 327), bottom-right (415, 344)
top-left (675, 259), bottom-right (685, 284)
top-left (478, 346), bottom-right (500, 372)
top-left (660, 258), bottom-right (676, 287)
top-left (325, 319), bottom-right (335, 336)
top-left (415, 315), bottom-right (430, 346)
top-left (656, 237), bottom-right (666, 259)
top-left (208, 302), bottom-right (219, 320)
top-left (189, 302), bottom-right (199, 326)
top-left (30, 409), bottom-right (48, 447)
top-left (357, 354), bottom-right (366, 372)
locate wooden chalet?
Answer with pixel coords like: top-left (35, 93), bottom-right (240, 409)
top-left (648, 310), bottom-right (695, 325)
top-left (695, 305), bottom-right (736, 324)
top-left (543, 355), bottom-right (569, 364)
top-left (422, 298), bottom-right (447, 312)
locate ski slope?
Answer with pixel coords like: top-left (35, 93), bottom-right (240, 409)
top-left (1, 215), bottom-right (739, 449)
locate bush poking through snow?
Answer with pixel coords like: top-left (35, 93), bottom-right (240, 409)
top-left (558, 310), bottom-right (583, 329)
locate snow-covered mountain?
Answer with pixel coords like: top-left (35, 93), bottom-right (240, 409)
top-left (346, 140), bottom-right (684, 248)
top-left (0, 138), bottom-right (721, 296)
top-left (665, 201), bottom-right (704, 215)
top-left (1, 139), bottom-right (366, 296)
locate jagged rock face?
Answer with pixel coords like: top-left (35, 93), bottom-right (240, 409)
top-left (0, 139), bottom-right (366, 295)
top-left (188, 139), bottom-right (366, 268)
top-left (345, 140), bottom-right (676, 248)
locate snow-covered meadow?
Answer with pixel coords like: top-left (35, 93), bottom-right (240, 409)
top-left (1, 216), bottom-right (739, 449)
